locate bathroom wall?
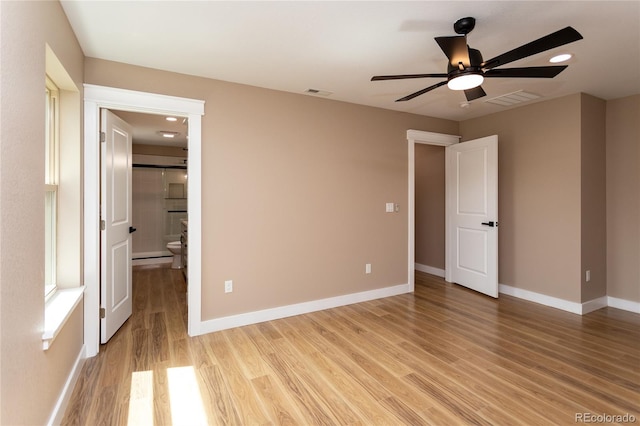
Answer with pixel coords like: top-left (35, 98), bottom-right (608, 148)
top-left (132, 145), bottom-right (188, 259)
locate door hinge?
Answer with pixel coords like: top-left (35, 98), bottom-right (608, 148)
top-left (100, 219), bottom-right (105, 231)
top-left (100, 132), bottom-right (106, 143)
top-left (100, 307), bottom-right (106, 318)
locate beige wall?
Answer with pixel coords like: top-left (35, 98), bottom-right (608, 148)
top-left (606, 95), bottom-right (640, 302)
top-left (580, 94), bottom-right (607, 302)
top-left (460, 94), bottom-right (583, 302)
top-left (0, 2), bottom-right (84, 425)
top-left (414, 144), bottom-right (445, 269)
top-left (84, 58), bottom-right (458, 319)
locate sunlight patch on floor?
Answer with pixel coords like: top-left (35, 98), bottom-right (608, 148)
top-left (167, 366), bottom-right (209, 426)
top-left (127, 370), bottom-right (154, 425)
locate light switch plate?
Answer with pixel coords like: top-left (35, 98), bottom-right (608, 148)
top-left (386, 203), bottom-right (394, 213)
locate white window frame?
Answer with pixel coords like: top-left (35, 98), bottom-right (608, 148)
top-left (45, 76), bottom-right (59, 299)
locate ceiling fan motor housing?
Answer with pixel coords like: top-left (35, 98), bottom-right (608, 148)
top-left (447, 48), bottom-right (484, 78)
top-left (454, 17), bottom-right (476, 35)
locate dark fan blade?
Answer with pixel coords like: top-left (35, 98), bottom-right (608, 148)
top-left (482, 27), bottom-right (583, 70)
top-left (464, 86), bottom-right (486, 101)
top-left (435, 36), bottom-right (470, 67)
top-left (483, 65), bottom-right (568, 78)
top-left (371, 73), bottom-right (448, 81)
top-left (396, 81), bottom-right (448, 102)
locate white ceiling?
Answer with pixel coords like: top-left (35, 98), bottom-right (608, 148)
top-left (113, 110), bottom-right (189, 148)
top-left (62, 1), bottom-right (639, 123)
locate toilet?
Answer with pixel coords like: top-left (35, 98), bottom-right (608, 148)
top-left (166, 241), bottom-right (182, 269)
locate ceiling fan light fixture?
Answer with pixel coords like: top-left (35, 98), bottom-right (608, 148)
top-left (549, 53), bottom-right (572, 63)
top-left (447, 73), bottom-right (484, 91)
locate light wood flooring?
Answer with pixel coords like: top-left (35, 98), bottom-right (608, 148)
top-left (62, 266), bottom-right (640, 425)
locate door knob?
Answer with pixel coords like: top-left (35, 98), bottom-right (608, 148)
top-left (129, 226), bottom-right (137, 233)
top-left (481, 221), bottom-right (497, 227)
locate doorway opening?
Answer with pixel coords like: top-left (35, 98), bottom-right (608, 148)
top-left (407, 130), bottom-right (499, 298)
top-left (84, 84), bottom-right (204, 357)
top-left (406, 130), bottom-right (460, 290)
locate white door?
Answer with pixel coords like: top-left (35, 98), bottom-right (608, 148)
top-left (100, 109), bottom-right (133, 343)
top-left (445, 135), bottom-right (498, 297)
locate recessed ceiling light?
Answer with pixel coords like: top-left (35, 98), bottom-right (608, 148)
top-left (549, 53), bottom-right (572, 63)
top-left (165, 116), bottom-right (178, 122)
top-left (158, 131), bottom-right (179, 138)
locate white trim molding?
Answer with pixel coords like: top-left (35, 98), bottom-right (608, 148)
top-left (83, 85), bottom-right (205, 356)
top-left (42, 287), bottom-right (85, 350)
top-left (407, 130), bottom-right (461, 146)
top-left (46, 345), bottom-right (86, 426)
top-left (581, 296), bottom-right (609, 315)
top-left (199, 283), bottom-right (411, 334)
top-left (499, 284), bottom-right (584, 314)
top-left (607, 296), bottom-right (640, 314)
top-left (499, 284), bottom-right (639, 315)
top-left (415, 263), bottom-right (445, 278)
top-left (406, 130), bottom-right (460, 293)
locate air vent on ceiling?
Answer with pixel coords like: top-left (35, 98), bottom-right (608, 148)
top-left (304, 88), bottom-right (333, 97)
top-left (484, 90), bottom-right (540, 107)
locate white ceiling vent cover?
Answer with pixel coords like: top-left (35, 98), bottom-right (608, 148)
top-left (484, 90), bottom-right (540, 106)
top-left (304, 88), bottom-right (333, 97)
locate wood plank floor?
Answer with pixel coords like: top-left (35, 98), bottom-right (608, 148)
top-left (62, 266), bottom-right (640, 425)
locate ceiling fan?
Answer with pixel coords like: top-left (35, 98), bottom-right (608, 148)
top-left (371, 17), bottom-right (583, 102)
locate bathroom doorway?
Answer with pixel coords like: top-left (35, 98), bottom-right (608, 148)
top-left (112, 110), bottom-right (189, 269)
top-left (84, 84), bottom-right (204, 356)
top-left (100, 109), bottom-right (189, 344)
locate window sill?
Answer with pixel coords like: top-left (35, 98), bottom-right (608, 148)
top-left (42, 287), bottom-right (84, 351)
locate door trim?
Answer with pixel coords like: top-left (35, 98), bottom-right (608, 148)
top-left (406, 130), bottom-right (460, 291)
top-left (83, 84), bottom-right (205, 357)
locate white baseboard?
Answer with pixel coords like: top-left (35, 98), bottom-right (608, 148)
top-left (196, 278), bottom-right (638, 336)
top-left (132, 257), bottom-right (172, 266)
top-left (499, 284), bottom-right (583, 314)
top-left (198, 283), bottom-right (411, 335)
top-left (415, 263), bottom-right (445, 278)
top-left (499, 285), bottom-right (639, 315)
top-left (133, 250), bottom-right (170, 259)
top-left (607, 296), bottom-right (640, 314)
top-left (582, 296), bottom-right (608, 314)
top-left (47, 344), bottom-right (86, 426)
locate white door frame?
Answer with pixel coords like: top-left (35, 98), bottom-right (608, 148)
top-left (406, 130), bottom-right (460, 290)
top-left (84, 84), bottom-right (205, 357)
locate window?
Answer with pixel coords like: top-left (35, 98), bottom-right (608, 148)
top-left (43, 46), bottom-right (84, 350)
top-left (45, 76), bottom-right (59, 298)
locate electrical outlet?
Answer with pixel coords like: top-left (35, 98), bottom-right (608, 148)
top-left (365, 263), bottom-right (372, 274)
top-left (225, 280), bottom-right (233, 293)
